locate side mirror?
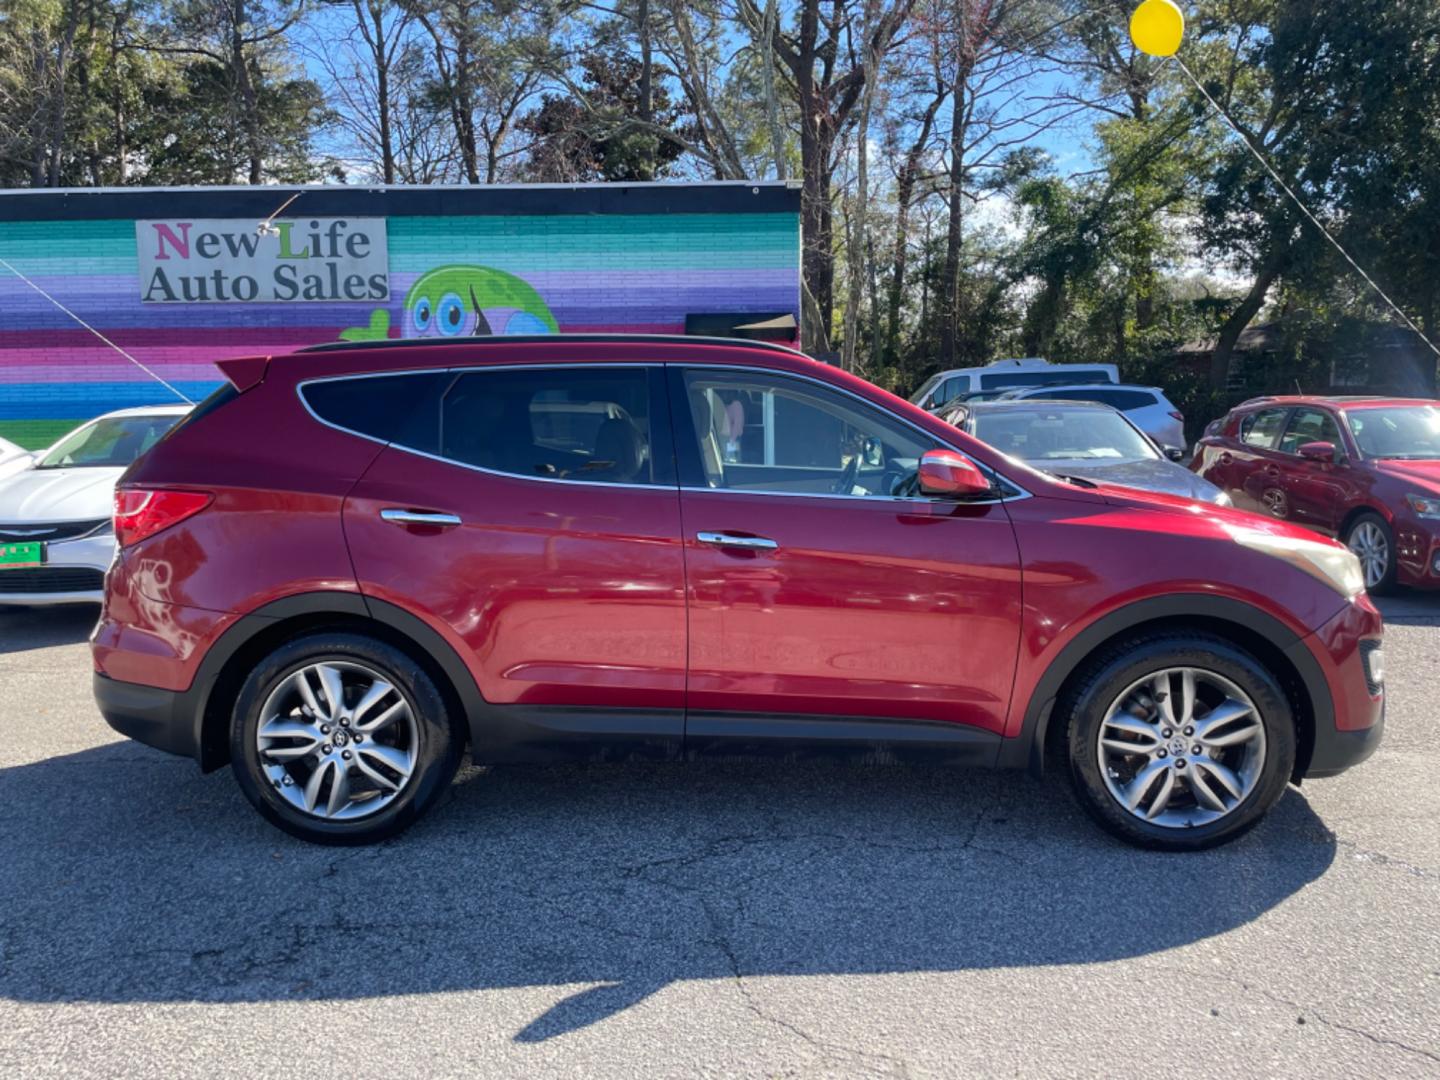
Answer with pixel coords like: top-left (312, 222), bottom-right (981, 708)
top-left (917, 449), bottom-right (992, 499)
top-left (1164, 446), bottom-right (1185, 462)
top-left (1298, 440), bottom-right (1337, 463)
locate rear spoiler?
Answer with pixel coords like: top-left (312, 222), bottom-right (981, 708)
top-left (215, 355), bottom-right (271, 392)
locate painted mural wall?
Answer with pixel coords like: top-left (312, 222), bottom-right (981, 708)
top-left (0, 183), bottom-right (801, 448)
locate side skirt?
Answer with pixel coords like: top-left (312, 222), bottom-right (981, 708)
top-left (467, 707), bottom-right (1005, 767)
top-left (684, 711), bottom-right (1003, 767)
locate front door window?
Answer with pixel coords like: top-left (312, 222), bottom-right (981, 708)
top-left (679, 369), bottom-right (940, 498)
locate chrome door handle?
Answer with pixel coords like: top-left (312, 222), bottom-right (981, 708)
top-left (381, 508), bottom-right (462, 528)
top-left (697, 531), bottom-right (778, 551)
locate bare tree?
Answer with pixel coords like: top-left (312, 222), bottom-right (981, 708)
top-left (739, 0), bottom-right (918, 352)
top-left (932, 0), bottom-right (1075, 365)
top-left (841, 0), bottom-right (882, 372)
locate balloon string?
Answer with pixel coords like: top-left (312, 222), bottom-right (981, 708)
top-left (0, 255), bottom-right (195, 404)
top-left (1173, 55), bottom-right (1440, 361)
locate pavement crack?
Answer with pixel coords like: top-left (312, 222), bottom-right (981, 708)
top-left (1164, 965), bottom-right (1440, 1067)
top-left (698, 893), bottom-right (911, 1078)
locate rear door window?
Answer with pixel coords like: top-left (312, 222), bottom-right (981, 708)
top-left (440, 366), bottom-right (667, 485)
top-left (1239, 407), bottom-right (1290, 449)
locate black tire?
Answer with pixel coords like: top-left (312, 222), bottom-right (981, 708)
top-left (1062, 632), bottom-right (1296, 852)
top-left (1343, 511), bottom-right (1398, 595)
top-left (230, 631), bottom-right (462, 844)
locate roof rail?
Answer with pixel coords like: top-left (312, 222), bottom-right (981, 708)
top-left (296, 332), bottom-right (810, 359)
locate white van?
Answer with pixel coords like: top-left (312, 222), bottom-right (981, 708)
top-left (909, 358), bottom-right (1121, 412)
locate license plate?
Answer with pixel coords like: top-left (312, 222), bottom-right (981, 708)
top-left (0, 542), bottom-right (44, 567)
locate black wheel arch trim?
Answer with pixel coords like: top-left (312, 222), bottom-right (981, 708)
top-left (181, 590), bottom-right (488, 771)
top-left (1000, 593), bottom-right (1338, 778)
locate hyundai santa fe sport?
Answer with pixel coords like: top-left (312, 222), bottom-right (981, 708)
top-left (93, 336), bottom-right (1385, 850)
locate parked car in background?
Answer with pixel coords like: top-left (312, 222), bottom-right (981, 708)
top-left (910, 358), bottom-right (1120, 412)
top-left (996, 383), bottom-right (1186, 453)
top-left (945, 400), bottom-right (1229, 505)
top-left (1191, 395), bottom-right (1440, 592)
top-left (0, 405), bottom-right (191, 605)
top-left (0, 435), bottom-right (38, 481)
top-left (94, 335), bottom-right (1381, 852)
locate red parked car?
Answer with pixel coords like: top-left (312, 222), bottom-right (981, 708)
top-left (94, 337), bottom-right (1384, 850)
top-left (1192, 395), bottom-right (1440, 593)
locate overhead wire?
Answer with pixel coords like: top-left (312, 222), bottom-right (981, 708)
top-left (1170, 54), bottom-right (1440, 361)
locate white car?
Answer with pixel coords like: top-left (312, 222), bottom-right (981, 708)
top-left (0, 436), bottom-right (38, 481)
top-left (996, 383), bottom-right (1187, 453)
top-left (910, 358), bottom-right (1121, 412)
top-left (0, 406), bottom-right (191, 606)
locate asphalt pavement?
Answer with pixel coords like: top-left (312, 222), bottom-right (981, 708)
top-left (1, 598), bottom-right (1437, 1078)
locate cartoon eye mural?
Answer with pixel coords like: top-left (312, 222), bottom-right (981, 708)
top-left (405, 266), bottom-right (557, 339)
top-left (436, 292), bottom-right (468, 336)
top-left (340, 265), bottom-right (558, 344)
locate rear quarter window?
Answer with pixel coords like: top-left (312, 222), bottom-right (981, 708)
top-left (300, 372), bottom-right (448, 452)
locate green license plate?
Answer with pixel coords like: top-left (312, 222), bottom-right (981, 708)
top-left (0, 542), bottom-right (44, 567)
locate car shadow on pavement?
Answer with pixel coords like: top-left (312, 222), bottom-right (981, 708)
top-left (0, 746), bottom-right (1337, 1042)
top-left (0, 604), bottom-right (97, 653)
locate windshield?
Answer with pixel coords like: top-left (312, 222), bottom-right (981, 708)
top-left (1347, 406), bottom-right (1440, 459)
top-left (37, 415), bottom-right (181, 469)
top-left (970, 407), bottom-right (1158, 462)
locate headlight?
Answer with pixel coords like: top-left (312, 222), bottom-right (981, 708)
top-left (1213, 491), bottom-right (1233, 507)
top-left (1405, 493), bottom-right (1440, 519)
top-left (1225, 524), bottom-right (1366, 598)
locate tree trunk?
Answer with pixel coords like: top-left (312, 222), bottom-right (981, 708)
top-left (365, 0), bottom-right (395, 184)
top-left (759, 0), bottom-right (786, 179)
top-left (46, 2), bottom-right (82, 186)
top-left (637, 0), bottom-right (653, 178)
top-left (1209, 242), bottom-right (1291, 389)
top-left (937, 70), bottom-right (967, 366)
top-left (885, 91), bottom-right (941, 364)
top-left (841, 3), bottom-right (878, 373)
top-left (111, 9), bottom-right (128, 184)
top-left (230, 0), bottom-right (263, 183)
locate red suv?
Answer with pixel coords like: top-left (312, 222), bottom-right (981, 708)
top-left (93, 337), bottom-right (1384, 850)
top-left (1192, 395), bottom-right (1440, 593)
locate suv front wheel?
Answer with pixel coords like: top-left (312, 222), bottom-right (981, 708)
top-left (230, 631), bottom-right (462, 844)
top-left (1063, 633), bottom-right (1296, 851)
top-left (1344, 512), bottom-right (1396, 594)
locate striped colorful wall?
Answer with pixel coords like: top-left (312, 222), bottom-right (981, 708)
top-left (0, 183), bottom-right (801, 448)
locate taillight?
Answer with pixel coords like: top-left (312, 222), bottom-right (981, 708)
top-left (1169, 410), bottom-right (1184, 421)
top-left (113, 488), bottom-right (213, 547)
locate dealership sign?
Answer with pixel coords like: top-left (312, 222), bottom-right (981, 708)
top-left (137, 218), bottom-right (388, 303)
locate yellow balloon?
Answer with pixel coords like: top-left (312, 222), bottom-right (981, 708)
top-left (1130, 0), bottom-right (1185, 57)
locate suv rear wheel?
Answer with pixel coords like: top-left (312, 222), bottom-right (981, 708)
top-left (1062, 633), bottom-right (1296, 851)
top-left (230, 632), bottom-right (462, 844)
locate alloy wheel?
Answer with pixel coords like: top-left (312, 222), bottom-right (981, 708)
top-left (1096, 667), bottom-right (1267, 829)
top-left (256, 661), bottom-right (418, 820)
top-left (1347, 521), bottom-right (1389, 590)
